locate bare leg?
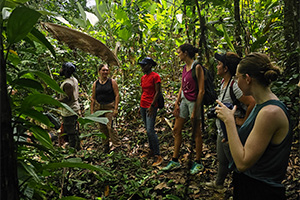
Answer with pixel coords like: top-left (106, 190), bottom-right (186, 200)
top-left (172, 117), bottom-right (186, 159)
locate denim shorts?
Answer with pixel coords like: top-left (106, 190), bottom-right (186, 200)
top-left (179, 92), bottom-right (201, 120)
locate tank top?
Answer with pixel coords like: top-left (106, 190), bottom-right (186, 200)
top-left (60, 77), bottom-right (80, 117)
top-left (95, 78), bottom-right (115, 104)
top-left (182, 65), bottom-right (197, 101)
top-left (238, 100), bottom-right (292, 187)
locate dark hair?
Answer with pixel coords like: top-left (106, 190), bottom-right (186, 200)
top-left (62, 62), bottom-right (76, 77)
top-left (98, 64), bottom-right (108, 71)
top-left (179, 43), bottom-right (199, 59)
top-left (225, 52), bottom-right (242, 75)
top-left (238, 52), bottom-right (280, 86)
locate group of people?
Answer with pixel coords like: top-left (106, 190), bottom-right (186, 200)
top-left (58, 43), bottom-right (292, 200)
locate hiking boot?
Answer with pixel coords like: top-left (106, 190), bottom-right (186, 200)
top-left (190, 162), bottom-right (204, 175)
top-left (152, 155), bottom-right (163, 166)
top-left (205, 181), bottom-right (224, 189)
top-left (161, 160), bottom-right (181, 171)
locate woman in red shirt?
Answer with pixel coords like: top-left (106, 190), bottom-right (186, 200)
top-left (138, 57), bottom-right (163, 166)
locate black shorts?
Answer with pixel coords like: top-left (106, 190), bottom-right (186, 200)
top-left (233, 172), bottom-right (286, 200)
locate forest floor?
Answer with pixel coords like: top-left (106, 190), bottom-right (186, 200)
top-left (61, 111), bottom-right (300, 200)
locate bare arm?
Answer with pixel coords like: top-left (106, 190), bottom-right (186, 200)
top-left (235, 95), bottom-right (256, 125)
top-left (111, 79), bottom-right (120, 117)
top-left (58, 83), bottom-right (74, 103)
top-left (216, 101), bottom-right (289, 172)
top-left (90, 81), bottom-right (97, 114)
top-left (148, 81), bottom-right (161, 116)
top-left (173, 85), bottom-right (182, 117)
top-left (193, 64), bottom-right (205, 119)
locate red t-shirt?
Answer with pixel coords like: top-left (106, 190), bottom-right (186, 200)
top-left (140, 72), bottom-right (161, 108)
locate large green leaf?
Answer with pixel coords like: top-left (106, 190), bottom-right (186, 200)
top-left (7, 6), bottom-right (41, 44)
top-left (13, 78), bottom-right (44, 91)
top-left (222, 24), bottom-right (236, 53)
top-left (19, 160), bottom-right (41, 183)
top-left (78, 116), bottom-right (108, 125)
top-left (21, 93), bottom-right (62, 111)
top-left (28, 27), bottom-right (56, 57)
top-left (29, 126), bottom-right (53, 149)
top-left (20, 70), bottom-right (64, 93)
top-left (77, 2), bottom-right (87, 27)
top-left (22, 109), bottom-right (53, 127)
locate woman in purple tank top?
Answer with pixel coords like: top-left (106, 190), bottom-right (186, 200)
top-left (162, 43), bottom-right (205, 174)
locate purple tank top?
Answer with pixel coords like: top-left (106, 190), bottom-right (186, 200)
top-left (182, 65), bottom-right (197, 101)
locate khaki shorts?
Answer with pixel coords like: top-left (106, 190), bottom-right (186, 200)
top-left (179, 92), bottom-right (201, 120)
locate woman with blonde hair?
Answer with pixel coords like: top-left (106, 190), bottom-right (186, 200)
top-left (91, 64), bottom-right (121, 153)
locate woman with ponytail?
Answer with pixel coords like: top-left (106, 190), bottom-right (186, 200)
top-left (162, 43), bottom-right (205, 174)
top-left (215, 53), bottom-right (292, 199)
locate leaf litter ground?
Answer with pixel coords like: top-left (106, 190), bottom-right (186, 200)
top-left (66, 112), bottom-right (299, 200)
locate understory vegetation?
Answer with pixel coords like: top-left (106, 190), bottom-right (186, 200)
top-left (1, 0), bottom-right (299, 199)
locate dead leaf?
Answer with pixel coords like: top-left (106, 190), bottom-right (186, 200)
top-left (154, 182), bottom-right (169, 190)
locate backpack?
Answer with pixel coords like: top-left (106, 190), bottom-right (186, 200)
top-left (152, 77), bottom-right (164, 109)
top-left (157, 92), bottom-right (164, 109)
top-left (191, 61), bottom-right (217, 106)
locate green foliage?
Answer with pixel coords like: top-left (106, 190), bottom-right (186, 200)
top-left (7, 7), bottom-right (41, 44)
top-left (2, 0), bottom-right (299, 199)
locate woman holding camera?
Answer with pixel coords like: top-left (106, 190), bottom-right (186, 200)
top-left (215, 53), bottom-right (292, 199)
top-left (206, 52), bottom-right (255, 189)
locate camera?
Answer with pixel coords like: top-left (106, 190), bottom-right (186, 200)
top-left (207, 107), bottom-right (217, 119)
top-left (207, 103), bottom-right (234, 119)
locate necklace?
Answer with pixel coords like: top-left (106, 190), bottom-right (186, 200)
top-left (99, 78), bottom-right (107, 84)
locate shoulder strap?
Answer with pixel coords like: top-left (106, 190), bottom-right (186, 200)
top-left (221, 77), bottom-right (232, 101)
top-left (229, 79), bottom-right (238, 104)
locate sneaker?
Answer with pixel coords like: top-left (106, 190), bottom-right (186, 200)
top-left (152, 155), bottom-right (163, 166)
top-left (205, 181), bottom-right (224, 189)
top-left (161, 160), bottom-right (181, 171)
top-left (190, 162), bottom-right (204, 174)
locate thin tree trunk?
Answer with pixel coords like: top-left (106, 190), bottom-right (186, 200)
top-left (0, 4), bottom-right (20, 198)
top-left (283, 0), bottom-right (300, 72)
top-left (234, 0), bottom-right (243, 56)
top-left (183, 1), bottom-right (191, 44)
top-left (195, 0), bottom-right (209, 67)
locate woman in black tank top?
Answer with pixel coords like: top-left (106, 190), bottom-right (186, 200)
top-left (91, 64), bottom-right (121, 152)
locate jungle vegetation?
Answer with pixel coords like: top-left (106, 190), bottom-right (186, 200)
top-left (1, 0), bottom-right (299, 199)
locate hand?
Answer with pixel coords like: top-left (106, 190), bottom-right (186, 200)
top-left (113, 109), bottom-right (118, 117)
top-left (191, 111), bottom-right (195, 121)
top-left (173, 104), bottom-right (180, 117)
top-left (215, 100), bottom-right (236, 124)
top-left (147, 106), bottom-right (154, 117)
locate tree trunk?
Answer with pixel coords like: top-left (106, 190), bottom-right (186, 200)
top-left (183, 1), bottom-right (191, 44)
top-left (0, 3), bottom-right (20, 199)
top-left (195, 0), bottom-right (210, 67)
top-left (234, 0), bottom-right (243, 56)
top-left (283, 0), bottom-right (300, 72)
